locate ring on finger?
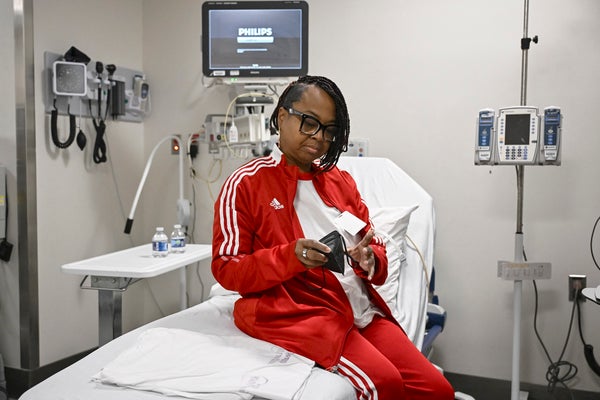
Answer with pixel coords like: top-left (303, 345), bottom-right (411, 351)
top-left (302, 248), bottom-right (309, 259)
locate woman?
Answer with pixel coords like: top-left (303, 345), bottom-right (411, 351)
top-left (212, 75), bottom-right (454, 400)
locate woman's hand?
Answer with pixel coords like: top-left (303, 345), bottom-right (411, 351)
top-left (347, 229), bottom-right (376, 280)
top-left (295, 238), bottom-right (330, 268)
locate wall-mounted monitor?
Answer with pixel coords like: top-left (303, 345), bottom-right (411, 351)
top-left (202, 1), bottom-right (309, 80)
top-left (52, 61), bottom-right (87, 96)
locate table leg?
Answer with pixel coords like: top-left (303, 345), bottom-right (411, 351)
top-left (179, 267), bottom-right (187, 310)
top-left (98, 289), bottom-right (122, 346)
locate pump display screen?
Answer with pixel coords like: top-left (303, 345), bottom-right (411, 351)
top-left (505, 114), bottom-right (531, 145)
top-left (202, 1), bottom-right (308, 78)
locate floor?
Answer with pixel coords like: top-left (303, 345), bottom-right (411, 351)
top-left (446, 372), bottom-right (600, 400)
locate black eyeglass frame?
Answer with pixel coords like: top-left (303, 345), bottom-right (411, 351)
top-left (287, 107), bottom-right (339, 143)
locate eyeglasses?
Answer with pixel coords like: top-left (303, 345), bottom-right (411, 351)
top-left (287, 108), bottom-right (339, 143)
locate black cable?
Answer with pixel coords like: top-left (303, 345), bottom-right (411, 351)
top-left (576, 292), bottom-right (600, 377)
top-left (576, 297), bottom-right (588, 346)
top-left (532, 280), bottom-right (578, 399)
top-left (50, 99), bottom-right (76, 149)
top-left (582, 215), bottom-right (600, 377)
top-left (103, 82), bottom-right (112, 121)
top-left (589, 216), bottom-right (600, 272)
top-left (0, 170), bottom-right (12, 262)
top-left (104, 64), bottom-right (116, 121)
top-left (92, 118), bottom-right (107, 163)
top-left (88, 99), bottom-right (108, 164)
top-left (88, 63), bottom-right (109, 164)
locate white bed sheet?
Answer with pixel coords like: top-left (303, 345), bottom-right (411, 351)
top-left (20, 294), bottom-right (355, 400)
top-left (19, 156), bottom-right (435, 400)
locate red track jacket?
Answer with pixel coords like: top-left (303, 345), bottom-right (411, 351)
top-left (212, 148), bottom-right (393, 369)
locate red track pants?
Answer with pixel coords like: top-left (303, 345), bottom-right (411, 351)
top-left (335, 316), bottom-right (455, 400)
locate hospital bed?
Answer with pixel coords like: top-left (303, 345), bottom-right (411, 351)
top-left (19, 156), bottom-right (445, 400)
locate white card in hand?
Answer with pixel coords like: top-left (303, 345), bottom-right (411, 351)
top-left (335, 211), bottom-right (367, 236)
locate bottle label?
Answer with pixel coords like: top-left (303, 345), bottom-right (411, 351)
top-left (171, 238), bottom-right (185, 248)
top-left (153, 241), bottom-right (168, 252)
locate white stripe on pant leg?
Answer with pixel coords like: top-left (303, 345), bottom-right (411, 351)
top-left (337, 362), bottom-right (372, 400)
top-left (338, 357), bottom-right (378, 400)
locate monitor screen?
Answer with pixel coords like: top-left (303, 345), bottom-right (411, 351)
top-left (505, 114), bottom-right (531, 145)
top-left (202, 1), bottom-right (309, 79)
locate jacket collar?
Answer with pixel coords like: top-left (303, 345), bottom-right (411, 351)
top-left (272, 143), bottom-right (323, 180)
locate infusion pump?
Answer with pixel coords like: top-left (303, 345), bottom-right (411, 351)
top-left (475, 106), bottom-right (562, 166)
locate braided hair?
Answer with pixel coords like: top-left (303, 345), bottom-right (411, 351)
top-left (270, 75), bottom-right (350, 172)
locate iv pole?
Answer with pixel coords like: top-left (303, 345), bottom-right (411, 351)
top-left (512, 0), bottom-right (537, 398)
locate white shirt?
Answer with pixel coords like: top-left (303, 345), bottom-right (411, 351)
top-left (294, 179), bottom-right (383, 328)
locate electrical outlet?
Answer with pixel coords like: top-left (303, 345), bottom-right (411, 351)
top-left (568, 274), bottom-right (586, 302)
top-left (208, 141), bottom-right (219, 154)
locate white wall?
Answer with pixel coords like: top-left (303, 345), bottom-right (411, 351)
top-left (305, 0), bottom-right (600, 390)
top-left (1, 0), bottom-right (599, 394)
top-left (138, 0), bottom-right (228, 317)
top-left (31, 0), bottom-right (146, 365)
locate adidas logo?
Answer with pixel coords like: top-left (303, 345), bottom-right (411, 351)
top-left (269, 198), bottom-right (284, 210)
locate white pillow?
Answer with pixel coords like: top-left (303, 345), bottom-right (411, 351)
top-left (370, 205), bottom-right (419, 321)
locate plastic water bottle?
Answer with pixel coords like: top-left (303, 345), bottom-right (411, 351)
top-left (170, 224), bottom-right (186, 253)
top-left (152, 227), bottom-right (169, 257)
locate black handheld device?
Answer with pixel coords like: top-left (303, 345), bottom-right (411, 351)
top-left (316, 231), bottom-right (347, 274)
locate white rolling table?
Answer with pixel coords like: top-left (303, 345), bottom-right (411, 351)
top-left (62, 243), bottom-right (212, 346)
top-left (582, 287), bottom-right (600, 305)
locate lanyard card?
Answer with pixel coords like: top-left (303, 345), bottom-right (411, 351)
top-left (335, 211), bottom-right (367, 236)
